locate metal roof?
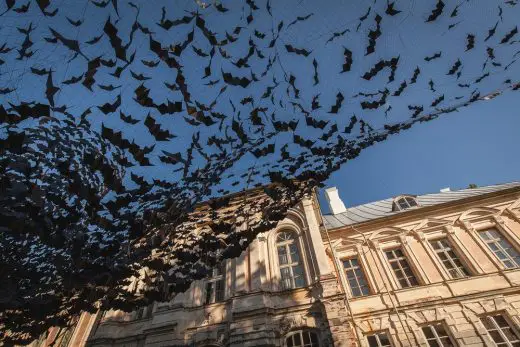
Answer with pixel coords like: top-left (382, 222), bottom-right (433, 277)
top-left (322, 182), bottom-right (520, 229)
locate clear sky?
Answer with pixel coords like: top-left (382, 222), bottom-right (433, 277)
top-left (319, 88), bottom-right (520, 212)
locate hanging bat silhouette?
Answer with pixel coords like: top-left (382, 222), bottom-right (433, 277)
top-left (222, 70), bottom-right (251, 88)
top-left (425, 52), bottom-right (442, 61)
top-left (119, 111), bottom-right (139, 124)
top-left (393, 80), bottom-right (408, 96)
top-left (429, 79), bottom-right (436, 92)
top-left (426, 0), bottom-right (445, 22)
top-left (287, 75), bottom-right (300, 98)
top-left (498, 5), bottom-right (503, 21)
top-left (169, 29), bottom-right (194, 56)
top-left (192, 46), bottom-right (209, 57)
top-left (450, 4), bottom-right (460, 17)
top-left (17, 25), bottom-right (34, 60)
top-left (487, 47), bottom-right (495, 60)
top-left (157, 7), bottom-right (193, 30)
top-left (252, 144), bottom-right (275, 158)
top-left (312, 59), bottom-right (319, 85)
top-left (287, 13), bottom-right (314, 28)
top-left (13, 2), bottom-right (30, 13)
top-left (458, 83), bottom-right (470, 88)
top-left (408, 105), bottom-right (424, 117)
top-left (36, 0), bottom-right (58, 16)
top-left (344, 115), bottom-right (358, 133)
top-left (0, 43), bottom-right (11, 53)
top-left (501, 26), bottom-right (518, 44)
top-left (149, 36), bottom-right (180, 69)
top-left (45, 72), bottom-right (59, 107)
top-left (30, 67), bottom-right (51, 76)
top-left (130, 70), bottom-right (151, 81)
top-left (97, 94), bottom-right (121, 114)
top-left (386, 2), bottom-right (401, 16)
top-left (66, 17), bottom-right (82, 27)
top-left (285, 44), bottom-right (311, 57)
top-left (312, 94), bottom-right (320, 110)
top-left (98, 84), bottom-right (121, 91)
top-left (431, 94), bottom-right (445, 107)
top-left (85, 34), bottom-right (103, 45)
top-left (141, 59), bottom-right (159, 67)
top-left (326, 28), bottom-right (350, 44)
top-left (195, 16), bottom-right (218, 46)
top-left (104, 17), bottom-right (127, 61)
top-left (159, 150), bottom-right (185, 165)
top-left (231, 119), bottom-right (249, 144)
top-left (362, 57), bottom-right (399, 82)
top-left (357, 6), bottom-right (371, 31)
top-left (447, 59), bottom-right (462, 75)
top-left (100, 58), bottom-right (116, 68)
top-left (254, 30), bottom-right (266, 39)
top-left (144, 114), bottom-right (175, 141)
top-left (475, 72), bottom-right (490, 83)
top-left (366, 14), bottom-right (382, 55)
top-left (82, 57), bottom-right (101, 90)
top-left (360, 89), bottom-right (389, 109)
top-left (410, 66), bottom-right (420, 83)
top-left (341, 48), bottom-right (353, 72)
top-left (328, 92), bottom-right (344, 114)
top-left (48, 28), bottom-right (87, 60)
top-left (293, 134), bottom-right (314, 149)
top-left (485, 21), bottom-right (499, 41)
top-left (466, 34), bottom-right (475, 51)
top-left (320, 123), bottom-right (338, 141)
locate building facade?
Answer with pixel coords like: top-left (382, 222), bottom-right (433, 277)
top-left (37, 182), bottom-right (520, 347)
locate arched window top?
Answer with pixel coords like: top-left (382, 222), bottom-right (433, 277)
top-left (276, 231), bottom-right (305, 290)
top-left (285, 330), bottom-right (320, 347)
top-left (392, 195), bottom-right (419, 211)
top-left (277, 230), bottom-right (296, 243)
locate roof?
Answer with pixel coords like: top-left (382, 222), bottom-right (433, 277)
top-left (322, 182), bottom-right (520, 229)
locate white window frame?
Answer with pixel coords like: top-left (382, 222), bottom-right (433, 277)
top-left (428, 237), bottom-right (470, 279)
top-left (480, 313), bottom-right (520, 347)
top-left (342, 256), bottom-right (372, 297)
top-left (384, 247), bottom-right (420, 289)
top-left (393, 196), bottom-right (419, 211)
top-left (478, 228), bottom-right (520, 270)
top-left (276, 231), bottom-right (306, 290)
top-left (421, 323), bottom-right (457, 347)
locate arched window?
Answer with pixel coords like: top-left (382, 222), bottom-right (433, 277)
top-left (276, 231), bottom-right (305, 290)
top-left (392, 196), bottom-right (418, 211)
top-left (285, 330), bottom-right (320, 347)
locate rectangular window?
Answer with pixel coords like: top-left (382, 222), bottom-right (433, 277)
top-left (479, 229), bottom-right (520, 269)
top-left (204, 263), bottom-right (225, 304)
top-left (343, 258), bottom-right (371, 297)
top-left (430, 238), bottom-right (470, 279)
top-left (481, 314), bottom-right (520, 346)
top-left (367, 332), bottom-right (392, 347)
top-left (385, 248), bottom-right (419, 288)
top-left (422, 324), bottom-right (455, 347)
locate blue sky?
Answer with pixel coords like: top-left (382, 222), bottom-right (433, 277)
top-left (320, 89), bottom-right (520, 211)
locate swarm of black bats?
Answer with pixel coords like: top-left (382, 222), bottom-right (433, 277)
top-left (1, 0), bottom-right (520, 343)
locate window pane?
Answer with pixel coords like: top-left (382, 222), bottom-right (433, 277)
top-left (422, 326), bottom-right (434, 339)
top-left (343, 257), bottom-right (371, 297)
top-left (278, 246), bottom-right (288, 265)
top-left (367, 335), bottom-right (378, 347)
top-left (378, 333), bottom-right (391, 346)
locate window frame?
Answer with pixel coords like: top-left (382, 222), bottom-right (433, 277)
top-left (341, 256), bottom-right (372, 298)
top-left (384, 247), bottom-right (420, 289)
top-left (275, 230), bottom-right (307, 291)
top-left (204, 261), bottom-right (226, 305)
top-left (428, 237), bottom-right (471, 279)
top-left (480, 313), bottom-right (520, 347)
top-left (284, 329), bottom-right (320, 347)
top-left (392, 196), bottom-right (419, 211)
top-left (366, 331), bottom-right (393, 347)
top-left (477, 228), bottom-right (520, 270)
top-left (421, 322), bottom-right (457, 347)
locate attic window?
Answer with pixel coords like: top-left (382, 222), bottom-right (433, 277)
top-left (393, 196), bottom-right (418, 211)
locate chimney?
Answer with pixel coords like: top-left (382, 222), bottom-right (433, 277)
top-left (325, 187), bottom-right (347, 215)
top-left (440, 187), bottom-right (451, 193)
